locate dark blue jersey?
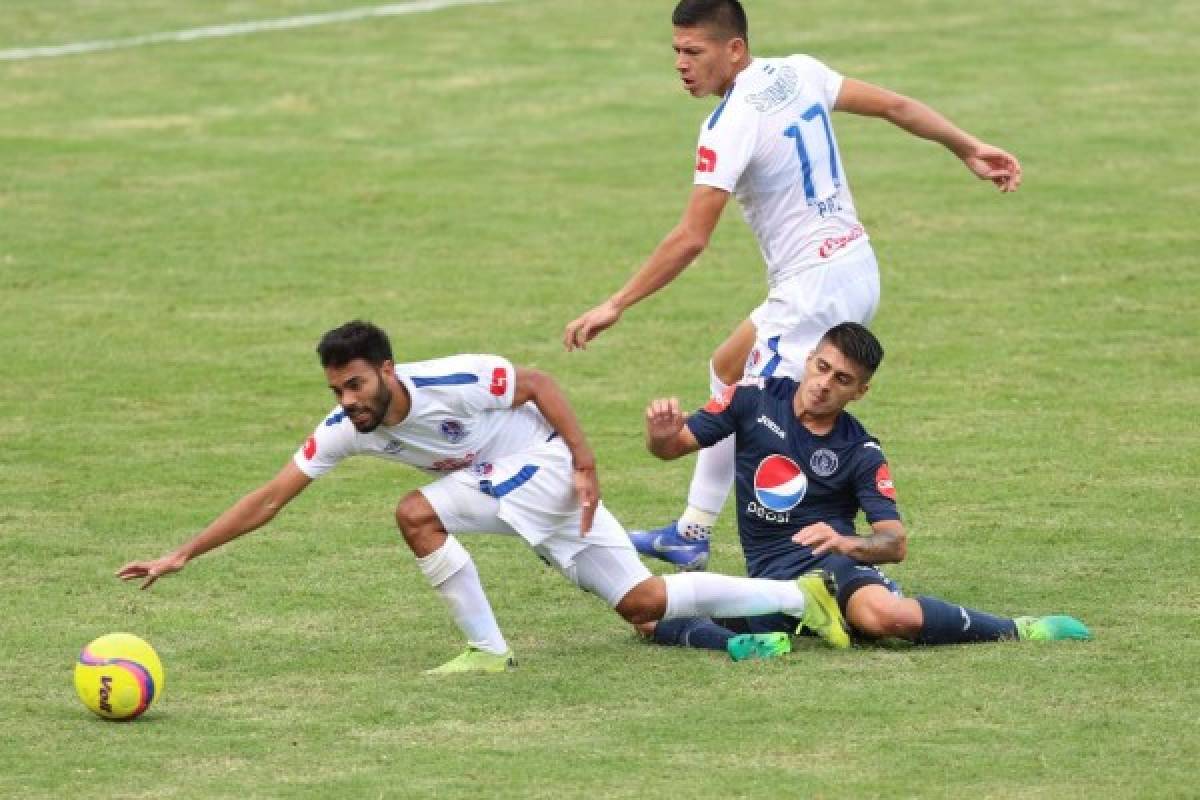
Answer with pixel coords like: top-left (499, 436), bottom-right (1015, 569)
top-left (687, 377), bottom-right (901, 577)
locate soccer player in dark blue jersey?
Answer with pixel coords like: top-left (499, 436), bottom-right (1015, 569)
top-left (641, 322), bottom-right (1090, 659)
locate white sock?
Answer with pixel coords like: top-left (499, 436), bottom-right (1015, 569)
top-left (661, 572), bottom-right (806, 619)
top-left (684, 361), bottom-right (736, 521)
top-left (416, 536), bottom-right (508, 655)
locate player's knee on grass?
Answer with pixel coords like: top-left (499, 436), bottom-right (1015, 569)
top-left (846, 586), bottom-right (923, 639)
top-left (614, 578), bottom-right (668, 626)
top-left (394, 491), bottom-right (447, 557)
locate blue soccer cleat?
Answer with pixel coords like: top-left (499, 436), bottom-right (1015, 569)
top-left (628, 521), bottom-right (710, 571)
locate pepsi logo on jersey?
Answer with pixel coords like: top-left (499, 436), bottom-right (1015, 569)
top-left (753, 454), bottom-right (807, 512)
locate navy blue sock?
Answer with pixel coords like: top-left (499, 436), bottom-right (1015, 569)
top-left (652, 617), bottom-right (735, 652)
top-left (915, 596), bottom-right (1018, 645)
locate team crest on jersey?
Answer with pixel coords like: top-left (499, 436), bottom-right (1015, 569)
top-left (745, 347), bottom-right (761, 372)
top-left (471, 462), bottom-right (494, 477)
top-left (440, 420), bottom-right (466, 443)
top-left (809, 448), bottom-right (839, 477)
top-left (753, 454), bottom-right (808, 512)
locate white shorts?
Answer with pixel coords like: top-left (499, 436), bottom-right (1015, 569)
top-left (746, 244), bottom-right (880, 380)
top-left (418, 436), bottom-right (652, 608)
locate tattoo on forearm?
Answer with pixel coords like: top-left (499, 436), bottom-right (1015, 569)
top-left (853, 531), bottom-right (903, 563)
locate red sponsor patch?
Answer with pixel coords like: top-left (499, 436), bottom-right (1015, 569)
top-left (489, 366), bottom-right (508, 397)
top-left (303, 435), bottom-right (317, 460)
top-left (703, 384), bottom-right (737, 413)
top-left (695, 146), bottom-right (717, 173)
top-left (875, 463), bottom-right (896, 500)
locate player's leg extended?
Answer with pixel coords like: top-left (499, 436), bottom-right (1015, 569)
top-left (845, 585), bottom-right (1090, 644)
top-left (571, 538), bottom-right (847, 649)
top-left (395, 490), bottom-right (515, 673)
top-left (629, 319), bottom-right (756, 570)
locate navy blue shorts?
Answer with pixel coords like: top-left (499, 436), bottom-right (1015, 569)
top-left (720, 553), bottom-right (901, 636)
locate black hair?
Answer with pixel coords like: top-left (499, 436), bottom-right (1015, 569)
top-left (316, 320), bottom-right (394, 368)
top-left (819, 322), bottom-right (884, 377)
top-left (672, 0), bottom-right (748, 43)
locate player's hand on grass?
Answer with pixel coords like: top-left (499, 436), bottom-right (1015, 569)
top-left (563, 300), bottom-right (621, 351)
top-left (962, 143), bottom-right (1022, 193)
top-left (572, 460), bottom-right (599, 535)
top-left (792, 522), bottom-right (854, 557)
top-left (116, 552), bottom-right (187, 590)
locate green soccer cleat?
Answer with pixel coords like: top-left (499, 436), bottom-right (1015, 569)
top-left (424, 646), bottom-right (517, 675)
top-left (1014, 615), bottom-right (1092, 642)
top-left (727, 632), bottom-right (792, 662)
top-left (796, 570), bottom-right (851, 649)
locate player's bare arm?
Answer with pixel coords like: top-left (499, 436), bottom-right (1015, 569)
top-left (792, 519), bottom-right (908, 564)
top-left (116, 461), bottom-right (313, 589)
top-left (644, 397), bottom-right (703, 461)
top-left (510, 367), bottom-right (599, 533)
top-left (835, 78), bottom-right (1022, 193)
top-left (563, 185), bottom-right (730, 351)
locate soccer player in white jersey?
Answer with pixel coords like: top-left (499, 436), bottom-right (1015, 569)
top-left (563, 0), bottom-right (1022, 570)
top-left (117, 320), bottom-right (852, 672)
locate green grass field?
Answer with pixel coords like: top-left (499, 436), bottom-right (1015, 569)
top-left (2, 1), bottom-right (1197, 797)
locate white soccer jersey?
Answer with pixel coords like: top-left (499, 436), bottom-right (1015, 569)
top-left (293, 354), bottom-right (553, 479)
top-left (694, 55), bottom-right (869, 285)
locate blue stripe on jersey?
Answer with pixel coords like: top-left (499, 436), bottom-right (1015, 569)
top-left (324, 410), bottom-right (347, 426)
top-left (761, 335), bottom-right (783, 377)
top-left (706, 84), bottom-right (735, 130)
top-left (479, 465), bottom-right (539, 499)
top-left (411, 373), bottom-right (479, 388)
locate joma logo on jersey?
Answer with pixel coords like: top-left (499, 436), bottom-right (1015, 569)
top-left (746, 65), bottom-right (798, 112)
top-left (696, 146), bottom-right (717, 173)
top-left (756, 415), bottom-right (786, 439)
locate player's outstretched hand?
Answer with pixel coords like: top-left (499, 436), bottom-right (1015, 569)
top-left (116, 552), bottom-right (187, 590)
top-left (645, 397), bottom-right (685, 442)
top-left (792, 522), bottom-right (853, 557)
top-left (563, 300), bottom-right (621, 352)
top-left (573, 463), bottom-right (599, 535)
top-left (962, 143), bottom-right (1022, 193)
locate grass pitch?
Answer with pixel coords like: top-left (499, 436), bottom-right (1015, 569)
top-left (1, 1), bottom-right (1197, 797)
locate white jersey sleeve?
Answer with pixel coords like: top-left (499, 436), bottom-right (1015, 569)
top-left (793, 54), bottom-right (843, 109)
top-left (693, 89), bottom-right (759, 193)
top-left (293, 410), bottom-right (358, 479)
top-left (449, 354), bottom-right (517, 414)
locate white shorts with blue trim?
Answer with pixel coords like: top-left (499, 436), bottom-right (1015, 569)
top-left (418, 436), bottom-right (652, 608)
top-left (746, 244), bottom-right (880, 380)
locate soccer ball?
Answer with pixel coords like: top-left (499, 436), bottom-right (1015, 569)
top-left (74, 633), bottom-right (165, 720)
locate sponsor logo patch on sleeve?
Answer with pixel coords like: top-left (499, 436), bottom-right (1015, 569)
top-left (695, 146), bottom-right (718, 173)
top-left (489, 366), bottom-right (508, 397)
top-left (303, 435), bottom-right (317, 460)
top-left (875, 463), bottom-right (896, 500)
top-left (703, 384), bottom-right (737, 413)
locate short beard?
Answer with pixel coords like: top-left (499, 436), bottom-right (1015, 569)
top-left (351, 372), bottom-right (392, 433)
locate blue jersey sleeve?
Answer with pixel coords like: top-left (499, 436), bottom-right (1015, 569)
top-left (852, 441), bottom-right (902, 523)
top-left (685, 382), bottom-right (754, 448)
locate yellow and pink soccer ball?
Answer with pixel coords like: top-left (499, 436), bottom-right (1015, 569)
top-left (74, 633), bottom-right (165, 720)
